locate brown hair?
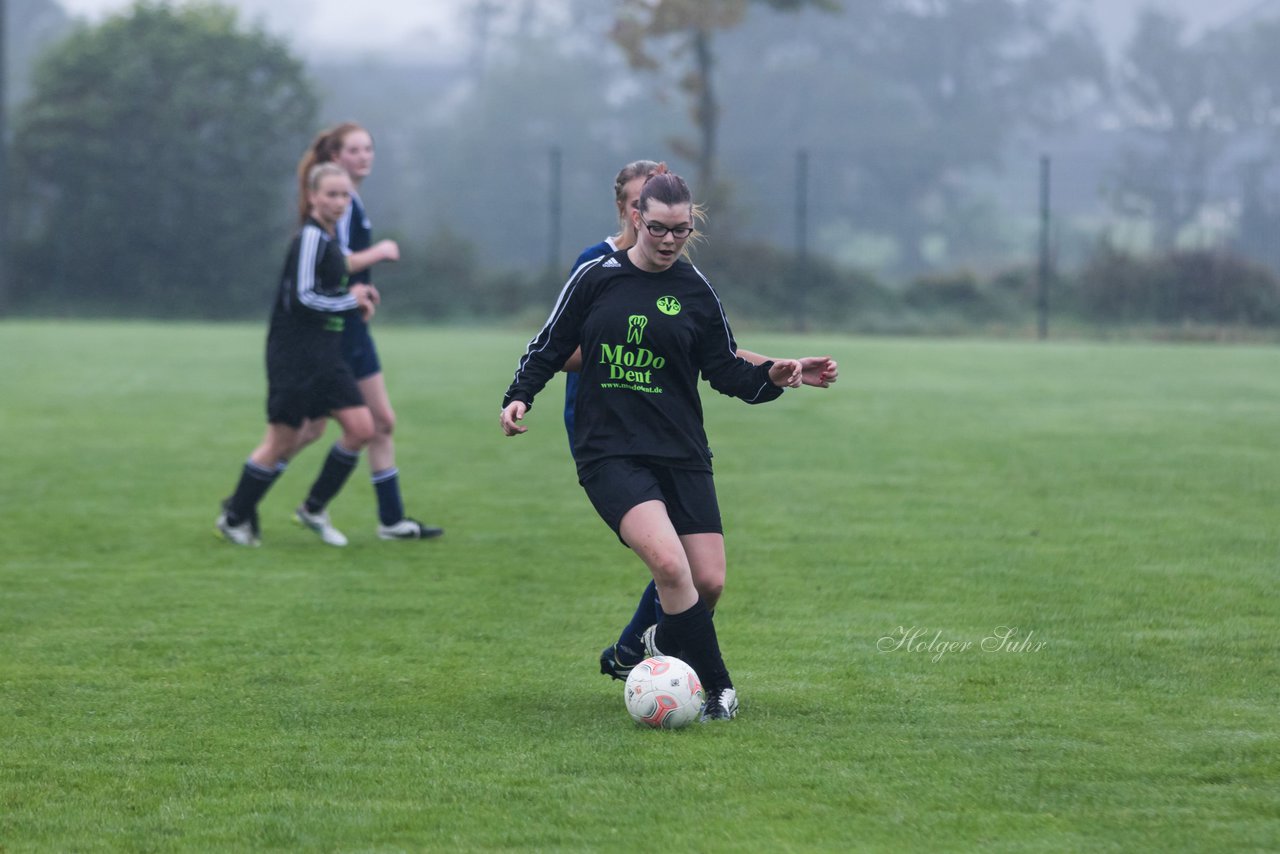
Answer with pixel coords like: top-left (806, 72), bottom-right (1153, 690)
top-left (638, 171), bottom-right (705, 255)
top-left (638, 171), bottom-right (692, 212)
top-left (296, 122), bottom-right (368, 224)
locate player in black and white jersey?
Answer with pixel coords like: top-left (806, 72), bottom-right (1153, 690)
top-left (216, 163), bottom-right (378, 546)
top-left (564, 162), bottom-right (838, 684)
top-left (502, 172), bottom-right (824, 722)
top-left (286, 123), bottom-right (443, 544)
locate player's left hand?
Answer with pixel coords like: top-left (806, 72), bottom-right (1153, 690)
top-left (799, 356), bottom-right (838, 388)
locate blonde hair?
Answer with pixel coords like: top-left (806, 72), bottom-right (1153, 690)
top-left (307, 162), bottom-right (347, 191)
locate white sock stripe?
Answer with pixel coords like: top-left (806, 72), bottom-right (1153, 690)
top-left (371, 467), bottom-right (399, 484)
top-left (245, 460), bottom-right (277, 480)
top-left (330, 443), bottom-right (360, 462)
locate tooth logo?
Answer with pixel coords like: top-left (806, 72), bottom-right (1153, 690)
top-left (627, 315), bottom-right (648, 345)
top-left (656, 296), bottom-right (681, 316)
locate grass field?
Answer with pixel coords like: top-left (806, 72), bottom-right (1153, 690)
top-left (1, 320), bottom-right (1277, 852)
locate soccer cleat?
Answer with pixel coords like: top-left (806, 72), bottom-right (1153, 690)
top-left (294, 505), bottom-right (348, 547)
top-left (216, 505), bottom-right (260, 547)
top-left (700, 687), bottom-right (739, 722)
top-left (223, 497), bottom-right (261, 542)
top-left (640, 624), bottom-right (663, 658)
top-left (377, 517), bottom-right (444, 540)
top-left (599, 645), bottom-right (637, 681)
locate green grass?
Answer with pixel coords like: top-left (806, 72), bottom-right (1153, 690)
top-left (1, 320), bottom-right (1277, 852)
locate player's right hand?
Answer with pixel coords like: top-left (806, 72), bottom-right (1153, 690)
top-left (500, 401), bottom-right (528, 436)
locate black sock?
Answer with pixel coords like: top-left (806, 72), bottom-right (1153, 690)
top-left (371, 467), bottom-right (405, 526)
top-left (226, 460), bottom-right (280, 524)
top-left (654, 598), bottom-right (732, 692)
top-left (304, 443), bottom-right (360, 513)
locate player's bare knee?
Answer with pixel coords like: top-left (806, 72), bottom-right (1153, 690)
top-left (697, 578), bottom-right (724, 609)
top-left (647, 551), bottom-right (690, 588)
top-left (344, 422), bottom-right (375, 449)
top-left (375, 409), bottom-right (396, 439)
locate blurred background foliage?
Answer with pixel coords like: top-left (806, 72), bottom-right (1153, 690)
top-left (5, 0), bottom-right (1280, 336)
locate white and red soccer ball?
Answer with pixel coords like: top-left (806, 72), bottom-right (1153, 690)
top-left (624, 655), bottom-right (704, 729)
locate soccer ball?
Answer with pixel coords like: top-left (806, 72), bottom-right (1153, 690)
top-left (624, 655), bottom-right (704, 729)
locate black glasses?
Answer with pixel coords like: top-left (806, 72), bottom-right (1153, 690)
top-left (640, 216), bottom-right (694, 239)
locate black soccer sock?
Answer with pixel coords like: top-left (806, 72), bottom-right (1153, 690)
top-left (226, 460), bottom-right (280, 524)
top-left (303, 442), bottom-right (360, 513)
top-left (653, 598), bottom-right (732, 692)
top-left (371, 467), bottom-right (405, 526)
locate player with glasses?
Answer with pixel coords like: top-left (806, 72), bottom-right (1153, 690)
top-left (639, 218), bottom-right (695, 239)
top-left (502, 171), bottom-right (833, 722)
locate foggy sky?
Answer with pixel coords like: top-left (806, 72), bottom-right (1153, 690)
top-left (55, 0), bottom-right (1276, 60)
top-left (55, 0), bottom-right (472, 60)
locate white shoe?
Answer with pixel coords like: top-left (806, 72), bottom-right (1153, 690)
top-left (294, 505), bottom-right (348, 546)
top-left (640, 624), bottom-right (663, 657)
top-left (700, 687), bottom-right (739, 722)
top-left (216, 508), bottom-right (260, 547)
top-left (377, 517), bottom-right (444, 540)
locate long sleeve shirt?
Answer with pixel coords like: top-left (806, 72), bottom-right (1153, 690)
top-left (267, 219), bottom-right (357, 360)
top-left (503, 249), bottom-right (782, 470)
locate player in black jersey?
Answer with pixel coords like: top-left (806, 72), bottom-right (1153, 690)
top-left (501, 172), bottom-right (810, 722)
top-left (563, 162), bottom-right (838, 685)
top-left (283, 123), bottom-right (443, 544)
top-left (215, 163), bottom-right (378, 546)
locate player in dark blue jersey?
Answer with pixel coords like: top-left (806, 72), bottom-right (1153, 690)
top-left (502, 172), bottom-right (827, 722)
top-left (288, 123), bottom-right (443, 544)
top-left (216, 163), bottom-right (378, 546)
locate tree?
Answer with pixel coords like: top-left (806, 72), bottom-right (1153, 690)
top-left (10, 1), bottom-right (317, 317)
top-left (851, 0), bottom-right (1105, 271)
top-left (1107, 10), bottom-right (1235, 249)
top-left (610, 0), bottom-right (838, 201)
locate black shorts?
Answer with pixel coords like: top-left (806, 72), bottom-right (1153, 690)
top-left (578, 457), bottom-right (722, 544)
top-left (341, 317), bottom-right (382, 380)
top-left (266, 351), bottom-right (364, 428)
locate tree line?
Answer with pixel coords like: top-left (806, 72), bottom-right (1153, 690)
top-left (5, 0), bottom-right (1280, 331)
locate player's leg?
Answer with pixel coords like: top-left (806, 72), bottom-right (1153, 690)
top-left (295, 405), bottom-right (374, 547)
top-left (287, 416), bottom-right (329, 460)
top-left (602, 469), bottom-right (721, 680)
top-left (620, 501), bottom-right (735, 720)
top-left (678, 532), bottom-right (737, 721)
top-left (357, 372), bottom-right (443, 540)
top-left (601, 580), bottom-right (661, 679)
top-left (681, 533), bottom-right (725, 611)
top-left (218, 423), bottom-right (299, 545)
top-left (620, 501), bottom-right (697, 614)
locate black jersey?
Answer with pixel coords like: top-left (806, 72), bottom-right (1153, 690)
top-left (503, 249), bottom-right (783, 469)
top-left (266, 219), bottom-right (359, 367)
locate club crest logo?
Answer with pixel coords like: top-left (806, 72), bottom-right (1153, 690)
top-left (656, 296), bottom-right (681, 316)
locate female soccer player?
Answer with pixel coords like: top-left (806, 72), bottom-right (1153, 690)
top-left (501, 172), bottom-right (808, 721)
top-left (288, 123), bottom-right (443, 544)
top-left (565, 162), bottom-right (838, 683)
top-left (216, 163), bottom-right (378, 546)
